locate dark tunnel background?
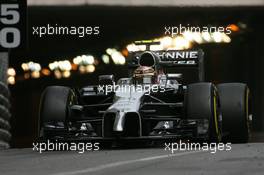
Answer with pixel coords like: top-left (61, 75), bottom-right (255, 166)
top-left (7, 6), bottom-right (264, 147)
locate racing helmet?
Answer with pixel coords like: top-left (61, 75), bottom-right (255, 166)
top-left (133, 66), bottom-right (157, 84)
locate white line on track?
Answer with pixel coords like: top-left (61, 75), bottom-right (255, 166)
top-left (53, 150), bottom-right (203, 175)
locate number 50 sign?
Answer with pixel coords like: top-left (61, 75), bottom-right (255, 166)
top-left (0, 0), bottom-right (26, 50)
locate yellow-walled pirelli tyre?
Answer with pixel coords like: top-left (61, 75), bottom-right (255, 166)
top-left (38, 86), bottom-right (77, 139)
top-left (186, 83), bottom-right (222, 143)
top-left (217, 83), bottom-right (251, 143)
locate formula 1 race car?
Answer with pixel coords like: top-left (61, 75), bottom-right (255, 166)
top-left (38, 41), bottom-right (252, 146)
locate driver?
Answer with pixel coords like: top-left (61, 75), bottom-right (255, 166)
top-left (133, 66), bottom-right (157, 84)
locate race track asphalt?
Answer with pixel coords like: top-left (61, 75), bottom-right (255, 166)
top-left (0, 134), bottom-right (264, 175)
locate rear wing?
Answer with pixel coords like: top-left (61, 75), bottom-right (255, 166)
top-left (128, 49), bottom-right (205, 83)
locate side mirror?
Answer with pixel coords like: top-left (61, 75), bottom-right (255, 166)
top-left (99, 75), bottom-right (115, 86)
top-left (166, 74), bottom-right (183, 80)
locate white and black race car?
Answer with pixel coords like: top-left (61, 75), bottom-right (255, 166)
top-left (38, 41), bottom-right (252, 145)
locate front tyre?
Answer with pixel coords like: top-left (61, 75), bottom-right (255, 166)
top-left (186, 83), bottom-right (222, 143)
top-left (217, 83), bottom-right (251, 143)
top-left (38, 86), bottom-right (76, 139)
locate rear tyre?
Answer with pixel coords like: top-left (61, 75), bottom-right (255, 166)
top-left (217, 83), bottom-right (251, 143)
top-left (39, 86), bottom-right (76, 139)
top-left (186, 83), bottom-right (222, 142)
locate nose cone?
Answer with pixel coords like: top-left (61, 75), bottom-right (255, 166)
top-left (113, 111), bottom-right (126, 132)
top-left (103, 108), bottom-right (142, 137)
